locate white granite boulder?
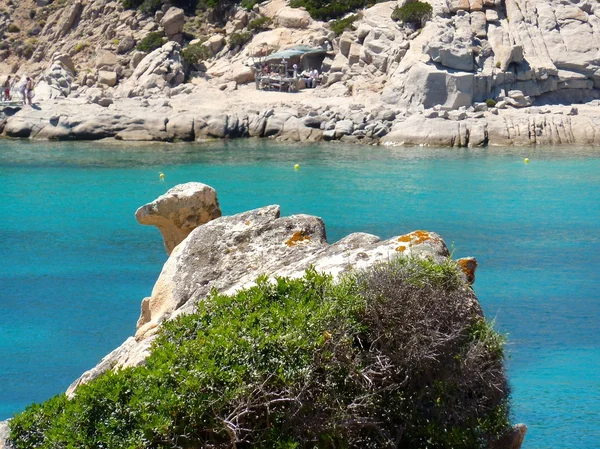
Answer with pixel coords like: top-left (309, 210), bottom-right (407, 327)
top-left (274, 7), bottom-right (312, 29)
top-left (117, 42), bottom-right (185, 97)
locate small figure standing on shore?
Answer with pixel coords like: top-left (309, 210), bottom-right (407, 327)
top-left (310, 68), bottom-right (319, 88)
top-left (2, 76), bottom-right (11, 101)
top-left (20, 77), bottom-right (34, 105)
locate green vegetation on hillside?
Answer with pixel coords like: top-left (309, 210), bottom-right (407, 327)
top-left (120, 0), bottom-right (386, 20)
top-left (330, 14), bottom-right (358, 36)
top-left (289, 0), bottom-right (382, 20)
top-left (136, 31), bottom-right (165, 52)
top-left (392, 1), bottom-right (433, 26)
top-left (181, 40), bottom-right (211, 64)
top-left (10, 258), bottom-right (510, 449)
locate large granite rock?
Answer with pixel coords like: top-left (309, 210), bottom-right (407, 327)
top-left (135, 182), bottom-right (222, 255)
top-left (117, 42), bottom-right (185, 97)
top-left (34, 54), bottom-right (76, 100)
top-left (273, 7), bottom-right (312, 29)
top-left (383, 62), bottom-right (474, 109)
top-left (69, 186), bottom-right (476, 392)
top-left (160, 7), bottom-right (185, 42)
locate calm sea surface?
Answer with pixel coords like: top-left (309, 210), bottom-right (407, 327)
top-left (0, 140), bottom-right (598, 448)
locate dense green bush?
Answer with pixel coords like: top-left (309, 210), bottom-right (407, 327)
top-left (181, 41), bottom-right (211, 64)
top-left (240, 0), bottom-right (260, 9)
top-left (228, 31), bottom-right (251, 48)
top-left (330, 14), bottom-right (358, 36)
top-left (139, 0), bottom-right (163, 13)
top-left (136, 31), bottom-right (164, 52)
top-left (10, 258), bottom-right (510, 449)
top-left (7, 23), bottom-right (20, 33)
top-left (248, 16), bottom-right (272, 32)
top-left (290, 0), bottom-right (371, 21)
top-left (392, 1), bottom-right (433, 26)
top-left (486, 98), bottom-right (497, 107)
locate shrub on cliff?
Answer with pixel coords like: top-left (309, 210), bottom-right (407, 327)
top-left (10, 258), bottom-right (511, 449)
top-left (136, 31), bottom-right (164, 52)
top-left (289, 0), bottom-right (373, 20)
top-left (181, 41), bottom-right (211, 64)
top-left (248, 16), bottom-right (272, 32)
top-left (228, 31), bottom-right (252, 48)
top-left (330, 14), bottom-right (358, 36)
top-left (392, 1), bottom-right (433, 26)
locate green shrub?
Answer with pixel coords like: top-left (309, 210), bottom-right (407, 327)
top-left (392, 1), bottom-right (433, 26)
top-left (247, 16), bottom-right (272, 32)
top-left (330, 14), bottom-right (358, 36)
top-left (290, 0), bottom-right (372, 21)
top-left (74, 41), bottom-right (90, 53)
top-left (7, 23), bottom-right (20, 33)
top-left (228, 31), bottom-right (251, 48)
top-left (10, 258), bottom-right (511, 449)
top-left (181, 41), bottom-right (211, 64)
top-left (486, 99), bottom-right (497, 107)
top-left (139, 0), bottom-right (162, 13)
top-left (121, 0), bottom-right (143, 9)
top-left (136, 31), bottom-right (164, 52)
top-left (240, 0), bottom-right (260, 9)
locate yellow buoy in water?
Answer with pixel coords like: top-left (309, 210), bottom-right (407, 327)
top-left (524, 158), bottom-right (530, 164)
top-left (159, 172), bottom-right (165, 181)
top-left (294, 164), bottom-right (300, 170)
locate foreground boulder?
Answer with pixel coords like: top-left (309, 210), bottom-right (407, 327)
top-left (68, 183), bottom-right (474, 394)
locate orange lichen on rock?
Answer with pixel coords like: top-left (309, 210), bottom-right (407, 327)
top-left (410, 230), bottom-right (434, 244)
top-left (285, 231), bottom-right (311, 247)
top-left (244, 220), bottom-right (250, 226)
top-left (457, 257), bottom-right (478, 285)
top-left (398, 230), bottom-right (438, 246)
top-left (396, 245), bottom-right (407, 252)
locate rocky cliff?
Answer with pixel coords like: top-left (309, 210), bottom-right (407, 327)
top-left (2, 0), bottom-right (600, 145)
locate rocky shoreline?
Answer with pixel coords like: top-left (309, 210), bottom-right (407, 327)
top-left (2, 87), bottom-right (599, 147)
top-left (3, 0), bottom-right (600, 148)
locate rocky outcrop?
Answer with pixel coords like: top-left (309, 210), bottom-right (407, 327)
top-left (382, 105), bottom-right (600, 146)
top-left (160, 7), bottom-right (185, 43)
top-left (135, 182), bottom-right (222, 255)
top-left (117, 42), bottom-right (185, 98)
top-left (378, 0), bottom-right (600, 109)
top-left (273, 7), bottom-right (312, 29)
top-left (34, 54), bottom-right (76, 101)
top-left (68, 184), bottom-right (477, 392)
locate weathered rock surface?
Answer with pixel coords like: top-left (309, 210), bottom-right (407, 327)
top-left (0, 420), bottom-right (12, 449)
top-left (273, 7), bottom-right (312, 29)
top-left (117, 42), bottom-right (185, 98)
top-left (160, 7), bottom-right (185, 43)
top-left (135, 182), bottom-right (222, 255)
top-left (69, 186), bottom-right (478, 392)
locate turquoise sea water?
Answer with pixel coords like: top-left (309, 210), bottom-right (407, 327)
top-left (0, 140), bottom-right (598, 448)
